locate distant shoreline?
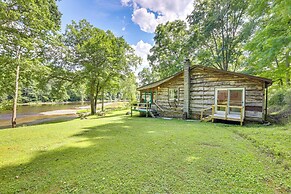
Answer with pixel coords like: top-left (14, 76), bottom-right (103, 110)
top-left (18, 101), bottom-right (90, 106)
top-left (18, 100), bottom-right (120, 106)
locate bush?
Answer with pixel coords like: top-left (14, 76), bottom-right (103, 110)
top-left (0, 100), bottom-right (13, 111)
top-left (283, 88), bottom-right (291, 107)
top-left (269, 89), bottom-right (286, 106)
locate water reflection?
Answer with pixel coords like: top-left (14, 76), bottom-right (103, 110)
top-left (0, 102), bottom-right (90, 128)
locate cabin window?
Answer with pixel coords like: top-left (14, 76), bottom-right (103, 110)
top-left (215, 88), bottom-right (245, 115)
top-left (168, 88), bottom-right (179, 101)
top-left (217, 89), bottom-right (228, 111)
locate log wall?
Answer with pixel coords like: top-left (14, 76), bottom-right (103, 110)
top-left (153, 67), bottom-right (265, 122)
top-left (189, 67), bottom-right (264, 121)
top-left (155, 74), bottom-right (185, 118)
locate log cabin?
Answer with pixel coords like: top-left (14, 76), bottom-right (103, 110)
top-left (132, 60), bottom-right (272, 125)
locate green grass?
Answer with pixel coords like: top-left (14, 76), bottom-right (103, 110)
top-left (0, 111), bottom-right (290, 193)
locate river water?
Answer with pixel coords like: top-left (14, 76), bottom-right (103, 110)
top-left (0, 102), bottom-right (90, 128)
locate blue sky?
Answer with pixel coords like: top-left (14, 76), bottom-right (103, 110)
top-left (57, 0), bottom-right (154, 45)
top-left (57, 0), bottom-right (193, 73)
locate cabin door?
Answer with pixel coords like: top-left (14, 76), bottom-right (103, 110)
top-left (228, 89), bottom-right (244, 115)
top-left (215, 88), bottom-right (245, 116)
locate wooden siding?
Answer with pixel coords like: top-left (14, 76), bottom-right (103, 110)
top-left (189, 67), bottom-right (264, 121)
top-left (155, 74), bottom-right (184, 118)
top-left (154, 67), bottom-right (265, 122)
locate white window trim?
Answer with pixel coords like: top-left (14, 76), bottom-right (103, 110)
top-left (214, 87), bottom-right (245, 116)
top-left (168, 88), bottom-right (179, 102)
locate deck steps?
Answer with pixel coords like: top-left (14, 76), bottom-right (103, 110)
top-left (149, 110), bottom-right (160, 118)
top-left (149, 111), bottom-right (156, 118)
top-left (201, 116), bottom-right (212, 122)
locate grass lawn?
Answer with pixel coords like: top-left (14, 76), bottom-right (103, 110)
top-left (0, 111), bottom-right (290, 193)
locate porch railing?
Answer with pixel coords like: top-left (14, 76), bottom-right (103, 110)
top-left (152, 102), bottom-right (164, 112)
top-left (131, 102), bottom-right (151, 117)
top-left (200, 105), bottom-right (244, 125)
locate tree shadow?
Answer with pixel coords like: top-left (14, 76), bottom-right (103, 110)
top-left (89, 112), bottom-right (130, 120)
top-left (0, 116), bottom-right (78, 130)
top-left (0, 116), bottom-right (140, 193)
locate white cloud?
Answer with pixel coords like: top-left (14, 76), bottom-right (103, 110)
top-left (121, 0), bottom-right (131, 6)
top-left (132, 8), bottom-right (158, 33)
top-left (131, 40), bottom-right (152, 74)
top-left (122, 27), bottom-right (126, 31)
top-left (121, 0), bottom-right (193, 33)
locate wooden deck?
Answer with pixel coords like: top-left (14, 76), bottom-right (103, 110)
top-left (132, 102), bottom-right (244, 125)
top-left (131, 102), bottom-right (164, 118)
top-left (131, 103), bottom-right (151, 117)
top-left (201, 105), bottom-right (244, 125)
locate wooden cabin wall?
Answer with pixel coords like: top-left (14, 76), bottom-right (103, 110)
top-left (146, 67), bottom-right (265, 122)
top-left (155, 74), bottom-right (185, 118)
top-left (190, 68), bottom-right (264, 121)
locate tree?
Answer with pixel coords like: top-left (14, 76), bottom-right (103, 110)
top-left (148, 20), bottom-right (188, 78)
top-left (0, 0), bottom-right (61, 127)
top-left (245, 0), bottom-right (291, 86)
top-left (138, 67), bottom-right (159, 86)
top-left (120, 72), bottom-right (137, 102)
top-left (62, 20), bottom-right (140, 114)
top-left (187, 0), bottom-right (253, 71)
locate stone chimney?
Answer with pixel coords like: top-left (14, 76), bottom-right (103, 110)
top-left (183, 59), bottom-right (190, 119)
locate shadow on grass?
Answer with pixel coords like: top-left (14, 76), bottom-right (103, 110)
top-left (89, 111), bottom-right (130, 120)
top-left (0, 115), bottom-right (138, 193)
top-left (0, 116), bottom-right (78, 130)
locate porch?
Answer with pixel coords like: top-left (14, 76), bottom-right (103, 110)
top-left (201, 105), bottom-right (245, 125)
top-left (130, 90), bottom-right (163, 118)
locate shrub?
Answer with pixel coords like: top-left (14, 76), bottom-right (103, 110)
top-left (0, 100), bottom-right (13, 111)
top-left (283, 88), bottom-right (291, 107)
top-left (269, 89), bottom-right (286, 106)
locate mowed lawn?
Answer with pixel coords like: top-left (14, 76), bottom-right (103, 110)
top-left (0, 111), bottom-right (290, 193)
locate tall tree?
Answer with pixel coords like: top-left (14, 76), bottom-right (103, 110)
top-left (138, 67), bottom-right (159, 86)
top-left (245, 0), bottom-right (291, 86)
top-left (63, 20), bottom-right (140, 114)
top-left (119, 72), bottom-right (137, 102)
top-left (148, 20), bottom-right (188, 78)
top-left (187, 0), bottom-right (253, 71)
top-left (0, 0), bottom-right (61, 127)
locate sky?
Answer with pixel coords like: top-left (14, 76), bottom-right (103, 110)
top-left (57, 0), bottom-right (194, 74)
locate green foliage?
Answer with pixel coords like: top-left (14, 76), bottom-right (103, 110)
top-left (0, 0), bottom-right (61, 122)
top-left (187, 0), bottom-right (252, 71)
top-left (138, 67), bottom-right (159, 86)
top-left (59, 20), bottom-right (140, 114)
top-left (269, 89), bottom-right (286, 106)
top-left (268, 88), bottom-right (291, 124)
top-left (284, 88), bottom-right (291, 106)
top-left (119, 72), bottom-right (137, 102)
top-left (148, 20), bottom-right (188, 78)
top-left (245, 0), bottom-right (291, 87)
top-left (0, 112), bottom-right (290, 192)
top-left (0, 100), bottom-right (13, 111)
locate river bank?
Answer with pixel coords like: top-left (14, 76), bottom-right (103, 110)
top-left (0, 102), bottom-right (126, 129)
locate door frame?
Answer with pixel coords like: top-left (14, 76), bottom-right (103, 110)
top-left (214, 87), bottom-right (245, 116)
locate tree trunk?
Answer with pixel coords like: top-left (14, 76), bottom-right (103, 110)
top-left (275, 57), bottom-right (284, 86)
top-left (94, 91), bottom-right (98, 111)
top-left (90, 90), bottom-right (96, 115)
top-left (81, 94), bottom-right (84, 105)
top-left (286, 51), bottom-right (290, 86)
top-left (101, 89), bottom-right (104, 112)
top-left (12, 64), bottom-right (20, 128)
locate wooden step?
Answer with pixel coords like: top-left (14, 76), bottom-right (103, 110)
top-left (149, 111), bottom-right (156, 118)
top-left (201, 116), bottom-right (212, 122)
